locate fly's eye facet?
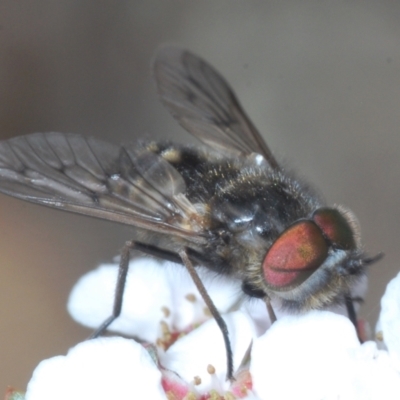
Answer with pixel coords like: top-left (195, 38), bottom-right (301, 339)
top-left (262, 221), bottom-right (328, 288)
top-left (312, 208), bottom-right (356, 250)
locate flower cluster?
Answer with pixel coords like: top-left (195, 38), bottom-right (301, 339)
top-left (7, 259), bottom-right (400, 400)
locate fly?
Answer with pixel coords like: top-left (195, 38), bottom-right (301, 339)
top-left (0, 46), bottom-right (381, 380)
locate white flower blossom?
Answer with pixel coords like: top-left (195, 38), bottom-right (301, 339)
top-left (25, 337), bottom-right (165, 400)
top-left (160, 310), bottom-right (257, 393)
top-left (376, 271), bottom-right (400, 371)
top-left (17, 258), bottom-right (400, 400)
top-left (67, 258), bottom-right (242, 342)
top-left (252, 311), bottom-right (400, 400)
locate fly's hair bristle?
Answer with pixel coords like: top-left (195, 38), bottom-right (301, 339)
top-left (335, 204), bottom-right (363, 249)
top-left (273, 258), bottom-right (364, 311)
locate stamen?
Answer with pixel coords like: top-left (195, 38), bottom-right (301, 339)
top-left (161, 306), bottom-right (171, 318)
top-left (225, 392), bottom-right (236, 400)
top-left (182, 392), bottom-right (197, 400)
top-left (157, 321), bottom-right (172, 350)
top-left (193, 376), bottom-right (201, 386)
top-left (203, 307), bottom-right (212, 317)
top-left (160, 320), bottom-right (170, 335)
top-left (185, 293), bottom-right (197, 303)
top-left (230, 370), bottom-right (253, 398)
top-left (208, 390), bottom-right (221, 400)
top-left (207, 364), bottom-right (216, 375)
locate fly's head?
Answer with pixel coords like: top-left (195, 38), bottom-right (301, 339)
top-left (257, 205), bottom-right (366, 310)
top-left (210, 168), bottom-right (368, 311)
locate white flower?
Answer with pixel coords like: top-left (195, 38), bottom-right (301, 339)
top-left (376, 271), bottom-right (400, 371)
top-left (252, 311), bottom-right (400, 400)
top-left (20, 258), bottom-right (400, 399)
top-left (160, 310), bottom-right (257, 393)
top-left (67, 258), bottom-right (242, 342)
top-left (66, 258), bottom-right (259, 397)
top-left (25, 337), bottom-right (165, 400)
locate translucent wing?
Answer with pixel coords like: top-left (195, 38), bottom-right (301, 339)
top-left (0, 132), bottom-right (207, 242)
top-left (153, 46), bottom-right (279, 169)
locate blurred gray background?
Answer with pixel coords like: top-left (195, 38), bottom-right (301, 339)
top-left (0, 1), bottom-right (399, 391)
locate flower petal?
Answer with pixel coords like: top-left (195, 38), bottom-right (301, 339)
top-left (68, 259), bottom-right (173, 341)
top-left (167, 265), bottom-right (241, 331)
top-left (160, 310), bottom-right (257, 394)
top-left (240, 299), bottom-right (272, 336)
top-left (251, 311), bottom-right (400, 400)
top-left (25, 337), bottom-right (166, 400)
top-left (377, 271), bottom-right (400, 371)
top-left (68, 258), bottom-right (241, 341)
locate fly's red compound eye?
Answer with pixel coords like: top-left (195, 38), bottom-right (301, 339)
top-left (312, 208), bottom-right (356, 250)
top-left (262, 221), bottom-right (328, 288)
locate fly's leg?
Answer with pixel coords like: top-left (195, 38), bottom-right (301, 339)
top-left (241, 281), bottom-right (277, 324)
top-left (88, 243), bottom-right (235, 381)
top-left (346, 252), bottom-right (384, 341)
top-left (89, 240), bottom-right (135, 338)
top-left (264, 296), bottom-right (277, 324)
top-left (344, 294), bottom-right (364, 342)
top-left (179, 249), bottom-right (234, 382)
top-left (345, 295), bottom-right (357, 327)
top-left (89, 241), bottom-right (182, 339)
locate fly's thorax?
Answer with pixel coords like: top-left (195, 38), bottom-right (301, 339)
top-left (202, 169), bottom-right (321, 287)
top-left (209, 169), bottom-right (320, 248)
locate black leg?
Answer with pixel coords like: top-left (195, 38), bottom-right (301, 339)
top-left (89, 241), bottom-right (183, 339)
top-left (89, 240), bottom-right (135, 338)
top-left (179, 249), bottom-right (234, 382)
top-left (88, 242), bottom-right (235, 381)
top-left (264, 296), bottom-right (277, 323)
top-left (344, 295), bottom-right (362, 342)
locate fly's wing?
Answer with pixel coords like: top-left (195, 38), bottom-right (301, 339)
top-left (153, 46), bottom-right (279, 170)
top-left (0, 132), bottom-right (207, 243)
